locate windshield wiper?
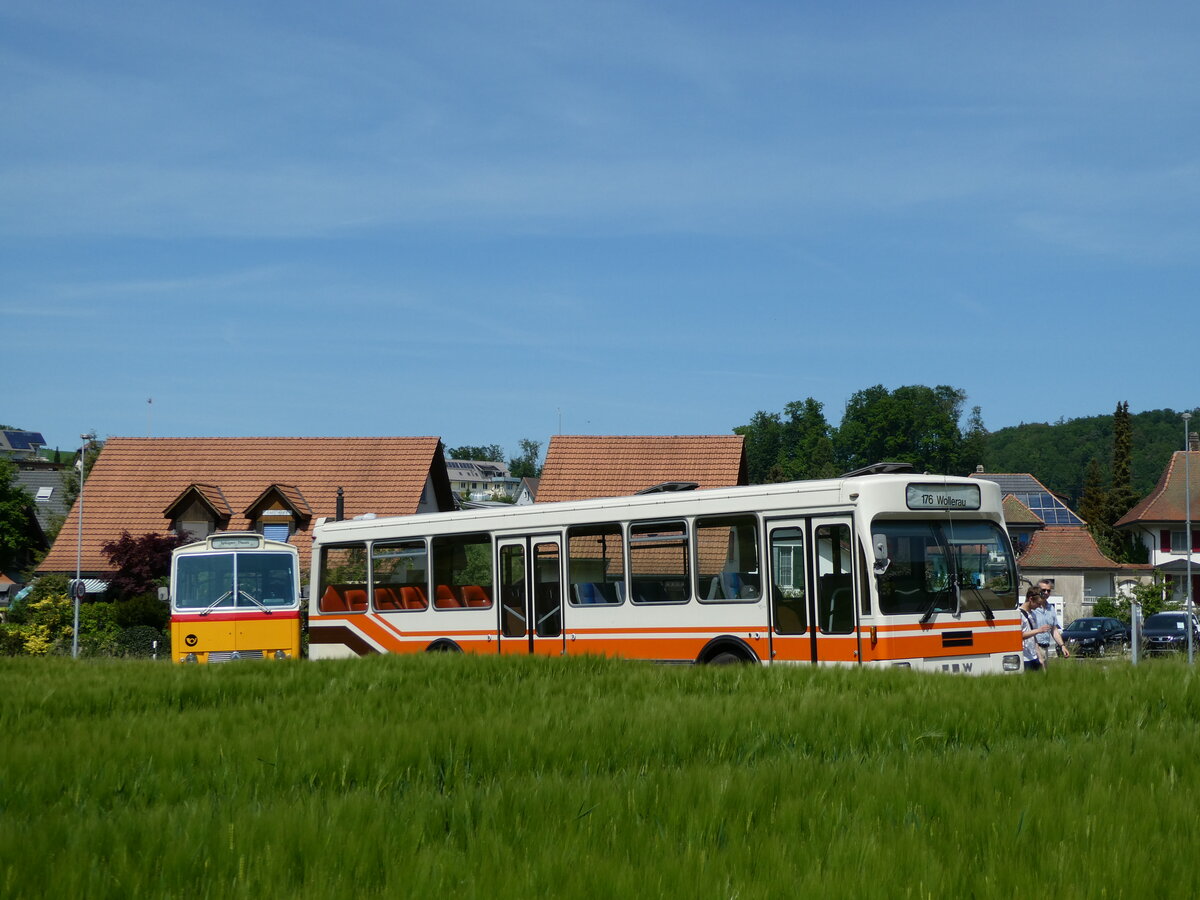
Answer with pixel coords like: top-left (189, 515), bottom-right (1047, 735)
top-left (919, 585), bottom-right (951, 625)
top-left (962, 581), bottom-right (995, 622)
top-left (238, 589), bottom-right (271, 613)
top-left (200, 590), bottom-right (233, 616)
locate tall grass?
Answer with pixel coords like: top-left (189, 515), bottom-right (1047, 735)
top-left (2, 655), bottom-right (1198, 898)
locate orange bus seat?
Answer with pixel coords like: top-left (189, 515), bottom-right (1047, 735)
top-left (374, 587), bottom-right (401, 610)
top-left (400, 586), bottom-right (428, 610)
top-left (462, 585), bottom-right (491, 607)
top-left (345, 587), bottom-right (369, 612)
top-left (435, 585), bottom-right (462, 608)
top-left (321, 585), bottom-right (350, 612)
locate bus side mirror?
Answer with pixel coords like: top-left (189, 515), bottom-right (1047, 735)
top-left (872, 534), bottom-right (890, 576)
top-left (158, 587), bottom-right (169, 603)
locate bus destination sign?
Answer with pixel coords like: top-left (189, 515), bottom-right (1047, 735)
top-left (905, 484), bottom-right (981, 511)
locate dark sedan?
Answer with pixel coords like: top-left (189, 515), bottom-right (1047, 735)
top-left (1062, 617), bottom-right (1130, 657)
top-left (1142, 612), bottom-right (1200, 655)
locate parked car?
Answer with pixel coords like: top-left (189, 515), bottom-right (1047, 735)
top-left (1062, 617), bottom-right (1131, 657)
top-left (1141, 612), bottom-right (1200, 655)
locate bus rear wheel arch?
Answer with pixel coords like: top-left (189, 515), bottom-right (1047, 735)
top-left (425, 639), bottom-right (463, 654)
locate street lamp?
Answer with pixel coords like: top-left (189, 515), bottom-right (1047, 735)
top-left (72, 432), bottom-right (96, 660)
top-left (1185, 412), bottom-right (1194, 665)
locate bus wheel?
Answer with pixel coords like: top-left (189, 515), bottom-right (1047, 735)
top-left (426, 640), bottom-right (462, 653)
top-left (709, 651), bottom-right (745, 665)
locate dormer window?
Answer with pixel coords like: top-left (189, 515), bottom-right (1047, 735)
top-left (243, 484), bottom-right (311, 543)
top-left (163, 484), bottom-right (232, 540)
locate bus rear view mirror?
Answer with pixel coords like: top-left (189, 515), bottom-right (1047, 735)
top-left (872, 534), bottom-right (891, 575)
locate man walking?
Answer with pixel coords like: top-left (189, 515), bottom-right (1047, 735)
top-left (1034, 579), bottom-right (1070, 664)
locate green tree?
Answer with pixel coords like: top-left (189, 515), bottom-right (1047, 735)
top-left (0, 457), bottom-right (46, 576)
top-left (835, 384), bottom-right (968, 475)
top-left (1105, 401), bottom-right (1139, 526)
top-left (448, 444), bottom-right (505, 462)
top-left (958, 406), bottom-right (988, 474)
top-left (509, 439), bottom-right (543, 479)
top-left (734, 410), bottom-right (786, 483)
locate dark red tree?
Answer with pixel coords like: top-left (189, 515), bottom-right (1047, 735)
top-left (101, 531), bottom-right (189, 600)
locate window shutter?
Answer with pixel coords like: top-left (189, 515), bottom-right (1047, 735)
top-left (1193, 529), bottom-right (1200, 553)
top-left (263, 524), bottom-right (290, 542)
top-left (1161, 530), bottom-right (1172, 553)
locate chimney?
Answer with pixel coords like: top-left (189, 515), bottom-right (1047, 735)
top-left (1190, 432), bottom-right (1199, 452)
top-left (975, 465), bottom-right (984, 473)
top-left (336, 487), bottom-right (344, 521)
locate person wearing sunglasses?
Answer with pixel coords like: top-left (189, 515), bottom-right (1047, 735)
top-left (1033, 580), bottom-right (1070, 664)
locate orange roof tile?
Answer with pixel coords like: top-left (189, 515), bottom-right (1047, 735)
top-left (536, 435), bottom-right (746, 503)
top-left (39, 436), bottom-right (448, 576)
top-left (1019, 526), bottom-right (1125, 570)
top-left (1115, 450), bottom-right (1200, 528)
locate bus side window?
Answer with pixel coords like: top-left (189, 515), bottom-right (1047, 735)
top-left (319, 544), bottom-right (368, 614)
top-left (567, 524), bottom-right (624, 606)
top-left (696, 514), bottom-right (761, 603)
top-left (432, 533), bottom-right (493, 610)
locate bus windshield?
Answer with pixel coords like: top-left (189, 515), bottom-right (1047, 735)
top-left (175, 552), bottom-right (297, 611)
top-left (872, 520), bottom-right (1015, 617)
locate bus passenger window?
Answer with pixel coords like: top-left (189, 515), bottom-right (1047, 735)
top-left (770, 527), bottom-right (806, 634)
top-left (432, 533), bottom-right (493, 609)
top-left (629, 520), bottom-right (689, 604)
top-left (567, 524), bottom-right (624, 606)
top-left (371, 539), bottom-right (428, 611)
top-left (696, 515), bottom-right (760, 603)
top-left (319, 544), bottom-right (368, 613)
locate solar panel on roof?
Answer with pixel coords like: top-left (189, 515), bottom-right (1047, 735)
top-left (2, 431), bottom-right (45, 451)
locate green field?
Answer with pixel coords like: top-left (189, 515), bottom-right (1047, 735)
top-left (2, 655), bottom-right (1198, 898)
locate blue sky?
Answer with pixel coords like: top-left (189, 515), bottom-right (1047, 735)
top-left (4, 1), bottom-right (1198, 461)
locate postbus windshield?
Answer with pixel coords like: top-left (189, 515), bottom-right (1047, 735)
top-left (174, 551), bottom-right (298, 611)
top-left (872, 519), bottom-right (1015, 617)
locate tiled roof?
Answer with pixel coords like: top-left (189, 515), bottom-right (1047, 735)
top-left (1115, 450), bottom-right (1200, 528)
top-left (39, 436), bottom-right (448, 575)
top-left (1002, 494), bottom-right (1044, 526)
top-left (536, 435), bottom-right (746, 503)
top-left (1019, 526), bottom-right (1124, 570)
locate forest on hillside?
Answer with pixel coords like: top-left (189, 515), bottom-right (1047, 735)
top-left (735, 387), bottom-right (1196, 508)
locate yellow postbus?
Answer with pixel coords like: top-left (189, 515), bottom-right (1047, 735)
top-left (169, 532), bottom-right (301, 663)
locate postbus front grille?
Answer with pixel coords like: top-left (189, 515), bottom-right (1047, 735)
top-left (208, 650), bottom-right (265, 663)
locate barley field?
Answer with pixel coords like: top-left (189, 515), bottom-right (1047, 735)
top-left (2, 654), bottom-right (1198, 899)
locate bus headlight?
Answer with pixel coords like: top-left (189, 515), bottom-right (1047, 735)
top-left (1003, 654), bottom-right (1021, 672)
top-left (274, 650), bottom-right (289, 660)
top-left (892, 661), bottom-right (912, 668)
top-left (184, 653), bottom-right (198, 664)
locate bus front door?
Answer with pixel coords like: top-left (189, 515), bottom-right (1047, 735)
top-left (497, 536), bottom-right (564, 657)
top-left (768, 517), bottom-right (861, 665)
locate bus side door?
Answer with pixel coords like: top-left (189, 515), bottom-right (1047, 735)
top-left (768, 517), bottom-right (860, 664)
top-left (497, 536), bottom-right (565, 657)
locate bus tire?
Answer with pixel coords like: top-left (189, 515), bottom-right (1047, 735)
top-left (426, 640), bottom-right (462, 653)
top-left (710, 651), bottom-right (743, 665)
top-left (700, 637), bottom-right (758, 665)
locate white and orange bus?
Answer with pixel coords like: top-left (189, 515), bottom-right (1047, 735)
top-left (308, 467), bottom-right (1022, 673)
top-left (170, 532), bottom-right (302, 663)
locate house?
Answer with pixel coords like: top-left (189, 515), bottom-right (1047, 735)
top-left (514, 477), bottom-right (540, 506)
top-left (1017, 526), bottom-right (1150, 625)
top-left (968, 469), bottom-right (1085, 526)
top-left (535, 435), bottom-right (747, 503)
top-left (1001, 494), bottom-right (1045, 556)
top-left (37, 436), bottom-right (457, 589)
top-left (971, 467), bottom-right (1149, 623)
top-left (445, 459), bottom-right (520, 501)
top-left (1115, 431), bottom-right (1200, 605)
